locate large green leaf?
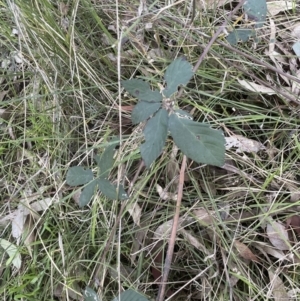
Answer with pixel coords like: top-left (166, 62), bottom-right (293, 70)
top-left (96, 137), bottom-right (120, 179)
top-left (79, 180), bottom-right (98, 207)
top-left (131, 101), bottom-right (161, 124)
top-left (168, 114), bottom-right (225, 166)
top-left (66, 166), bottom-right (94, 186)
top-left (140, 109), bottom-right (169, 168)
top-left (243, 0), bottom-right (267, 28)
top-left (83, 287), bottom-right (101, 301)
top-left (112, 289), bottom-right (149, 301)
top-left (122, 79), bottom-right (162, 102)
top-left (97, 178), bottom-right (128, 200)
top-left (163, 57), bottom-right (194, 98)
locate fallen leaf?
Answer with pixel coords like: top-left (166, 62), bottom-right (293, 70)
top-left (268, 269), bottom-right (289, 301)
top-left (287, 288), bottom-right (300, 299)
top-left (291, 23), bottom-right (300, 39)
top-left (233, 240), bottom-right (259, 262)
top-left (267, 1), bottom-right (293, 16)
top-left (22, 215), bottom-right (35, 257)
top-left (154, 218), bottom-right (184, 240)
top-left (253, 242), bottom-right (287, 261)
top-left (286, 215), bottom-right (300, 236)
top-left (127, 202), bottom-right (142, 226)
top-left (291, 70), bottom-right (300, 94)
top-left (225, 134), bottom-right (265, 153)
top-left (59, 2), bottom-right (69, 15)
top-left (0, 91), bottom-right (8, 101)
top-left (12, 197), bottom-right (58, 244)
top-left (180, 229), bottom-right (210, 256)
top-left (267, 221), bottom-right (290, 251)
top-left (238, 79), bottom-right (276, 95)
top-left (196, 0), bottom-right (229, 10)
top-left (156, 184), bottom-right (177, 201)
top-left (0, 239), bottom-right (22, 270)
top-left (193, 208), bottom-right (216, 226)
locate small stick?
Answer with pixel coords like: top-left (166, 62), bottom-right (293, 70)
top-left (156, 155), bottom-right (187, 301)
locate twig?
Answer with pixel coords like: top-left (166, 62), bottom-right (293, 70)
top-left (156, 155), bottom-right (187, 301)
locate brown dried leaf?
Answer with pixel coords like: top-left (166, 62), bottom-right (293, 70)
top-left (59, 2), bottom-right (69, 16)
top-left (252, 242), bottom-right (287, 261)
top-left (268, 269), bottom-right (289, 301)
top-left (267, 221), bottom-right (290, 251)
top-left (286, 215), bottom-right (300, 236)
top-left (193, 208), bottom-right (216, 226)
top-left (127, 202), bottom-right (142, 226)
top-left (23, 215), bottom-right (35, 257)
top-left (233, 240), bottom-right (259, 262)
top-left (286, 183), bottom-right (300, 202)
top-left (154, 218), bottom-right (182, 240)
top-left (0, 91), bottom-right (8, 101)
top-left (180, 229), bottom-right (210, 256)
top-left (156, 184), bottom-right (177, 201)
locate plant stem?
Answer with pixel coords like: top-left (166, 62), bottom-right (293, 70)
top-left (156, 155), bottom-right (187, 301)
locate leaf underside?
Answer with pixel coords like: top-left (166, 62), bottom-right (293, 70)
top-left (131, 101), bottom-right (161, 124)
top-left (66, 166), bottom-right (94, 186)
top-left (140, 108), bottom-right (169, 168)
top-left (122, 79), bottom-right (162, 102)
top-left (168, 113), bottom-right (225, 167)
top-left (163, 57), bottom-right (194, 98)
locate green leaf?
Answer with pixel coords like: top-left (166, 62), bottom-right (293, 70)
top-left (79, 180), bottom-right (98, 207)
top-left (132, 101), bottom-right (161, 124)
top-left (0, 239), bottom-right (22, 270)
top-left (243, 0), bottom-right (267, 28)
top-left (112, 289), bottom-right (149, 301)
top-left (163, 57), bottom-right (194, 98)
top-left (83, 287), bottom-right (101, 301)
top-left (122, 79), bottom-right (162, 102)
top-left (140, 109), bottom-right (169, 168)
top-left (96, 137), bottom-right (120, 178)
top-left (98, 178), bottom-right (128, 200)
top-left (226, 29), bottom-right (255, 45)
top-left (168, 113), bottom-right (225, 166)
top-left (66, 166), bottom-right (94, 186)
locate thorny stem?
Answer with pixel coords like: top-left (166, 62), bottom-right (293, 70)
top-left (156, 155), bottom-right (187, 301)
